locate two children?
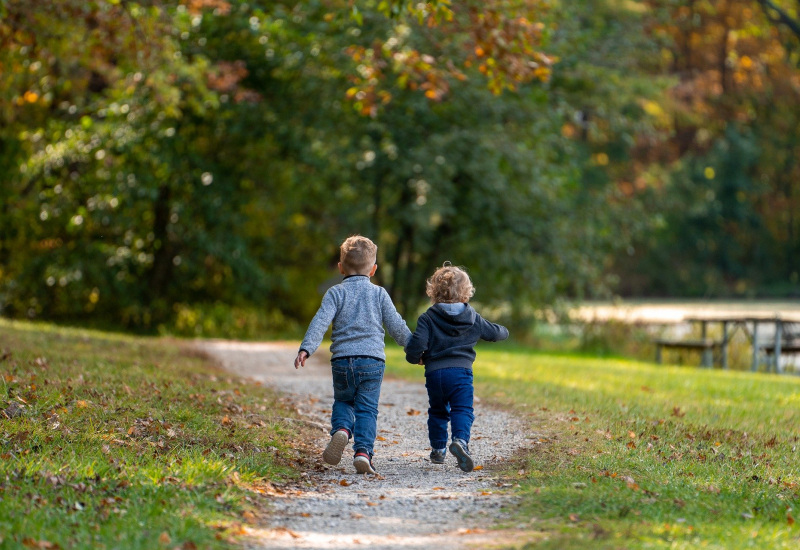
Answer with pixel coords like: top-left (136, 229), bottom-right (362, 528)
top-left (295, 235), bottom-right (508, 474)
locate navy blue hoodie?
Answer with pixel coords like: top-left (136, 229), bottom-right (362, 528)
top-left (405, 303), bottom-right (509, 375)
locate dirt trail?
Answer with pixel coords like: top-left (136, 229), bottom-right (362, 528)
top-left (198, 341), bottom-right (532, 550)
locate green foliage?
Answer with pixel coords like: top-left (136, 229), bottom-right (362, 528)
top-left (3, 0), bottom-right (797, 334)
top-left (0, 319), bottom-right (305, 548)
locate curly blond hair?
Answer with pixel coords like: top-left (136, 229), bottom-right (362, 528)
top-left (426, 262), bottom-right (475, 304)
top-left (340, 235), bottom-right (378, 275)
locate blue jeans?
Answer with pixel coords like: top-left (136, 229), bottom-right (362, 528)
top-left (425, 367), bottom-right (475, 449)
top-left (330, 357), bottom-right (385, 457)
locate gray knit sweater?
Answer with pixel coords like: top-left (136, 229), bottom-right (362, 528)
top-left (299, 275), bottom-right (412, 361)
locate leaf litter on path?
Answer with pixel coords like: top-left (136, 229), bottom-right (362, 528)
top-left (199, 341), bottom-right (533, 550)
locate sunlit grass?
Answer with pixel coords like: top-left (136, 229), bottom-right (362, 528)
top-left (0, 319), bottom-right (306, 549)
top-left (385, 342), bottom-right (800, 549)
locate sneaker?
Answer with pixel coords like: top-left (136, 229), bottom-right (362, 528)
top-left (353, 451), bottom-right (377, 474)
top-left (322, 429), bottom-right (349, 465)
top-left (449, 438), bottom-right (474, 472)
top-left (430, 448), bottom-right (447, 464)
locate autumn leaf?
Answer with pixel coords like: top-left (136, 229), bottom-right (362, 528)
top-left (457, 528), bottom-right (487, 534)
top-left (376, 436), bottom-right (387, 441)
top-left (569, 513), bottom-right (580, 522)
top-left (158, 532), bottom-right (171, 544)
top-left (788, 514), bottom-right (795, 526)
top-left (473, 465), bottom-right (484, 470)
top-left (339, 479), bottom-right (353, 486)
top-left (406, 408), bottom-right (421, 416)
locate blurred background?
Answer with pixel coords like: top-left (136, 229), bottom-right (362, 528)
top-left (1, 0), bottom-right (799, 341)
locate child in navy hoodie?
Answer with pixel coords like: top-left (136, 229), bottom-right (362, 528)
top-left (404, 263), bottom-right (509, 472)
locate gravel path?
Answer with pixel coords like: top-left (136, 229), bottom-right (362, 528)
top-left (198, 341), bottom-right (531, 550)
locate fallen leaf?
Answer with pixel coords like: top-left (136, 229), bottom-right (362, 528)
top-left (457, 528), bottom-right (487, 535)
top-left (473, 465), bottom-right (483, 470)
top-left (274, 526), bottom-right (301, 538)
top-left (569, 513), bottom-right (580, 522)
top-left (628, 431), bottom-right (636, 439)
top-left (406, 408), bottom-right (421, 416)
top-left (788, 514), bottom-right (795, 526)
top-left (339, 479), bottom-right (353, 486)
top-left (376, 436), bottom-right (387, 441)
top-left (432, 487), bottom-right (445, 490)
top-left (158, 532), bottom-right (171, 544)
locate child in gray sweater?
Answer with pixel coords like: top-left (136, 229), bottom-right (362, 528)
top-left (295, 235), bottom-right (411, 474)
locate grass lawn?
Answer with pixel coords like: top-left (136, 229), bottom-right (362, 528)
top-left (0, 319), bottom-right (308, 549)
top-left (385, 343), bottom-right (800, 549)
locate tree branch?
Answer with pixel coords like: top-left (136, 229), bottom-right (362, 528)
top-left (756, 0), bottom-right (800, 42)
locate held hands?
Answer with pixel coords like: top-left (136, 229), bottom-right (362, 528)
top-left (294, 350), bottom-right (308, 369)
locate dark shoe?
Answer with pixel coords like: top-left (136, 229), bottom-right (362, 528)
top-left (353, 451), bottom-right (377, 474)
top-left (322, 429), bottom-right (349, 465)
top-left (430, 448), bottom-right (447, 464)
top-left (449, 438), bottom-right (474, 472)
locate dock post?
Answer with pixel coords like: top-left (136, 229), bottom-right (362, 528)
top-left (775, 320), bottom-right (783, 374)
top-left (751, 322), bottom-right (759, 372)
top-left (700, 321), bottom-right (711, 367)
top-left (721, 321), bottom-right (729, 370)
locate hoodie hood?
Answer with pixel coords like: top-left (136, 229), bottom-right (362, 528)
top-left (428, 303), bottom-right (476, 337)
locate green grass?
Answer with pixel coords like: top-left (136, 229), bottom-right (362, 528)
top-left (0, 319), bottom-right (306, 549)
top-left (385, 343), bottom-right (800, 549)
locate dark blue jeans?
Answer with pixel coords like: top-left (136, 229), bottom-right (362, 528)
top-left (330, 357), bottom-right (385, 457)
top-left (425, 367), bottom-right (474, 450)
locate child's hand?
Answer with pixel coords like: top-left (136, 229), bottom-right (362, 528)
top-left (294, 351), bottom-right (308, 369)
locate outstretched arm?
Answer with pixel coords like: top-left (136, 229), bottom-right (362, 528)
top-left (381, 289), bottom-right (413, 347)
top-left (405, 315), bottom-right (430, 365)
top-left (297, 290), bottom-right (337, 361)
top-left (478, 315), bottom-right (509, 342)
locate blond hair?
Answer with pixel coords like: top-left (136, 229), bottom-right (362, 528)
top-left (426, 262), bottom-right (475, 304)
top-left (340, 235), bottom-right (378, 275)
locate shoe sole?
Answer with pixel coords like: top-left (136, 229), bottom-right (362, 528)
top-left (353, 455), bottom-right (377, 474)
top-left (449, 441), bottom-right (474, 472)
top-left (322, 431), bottom-right (349, 465)
top-left (430, 458), bottom-right (445, 464)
